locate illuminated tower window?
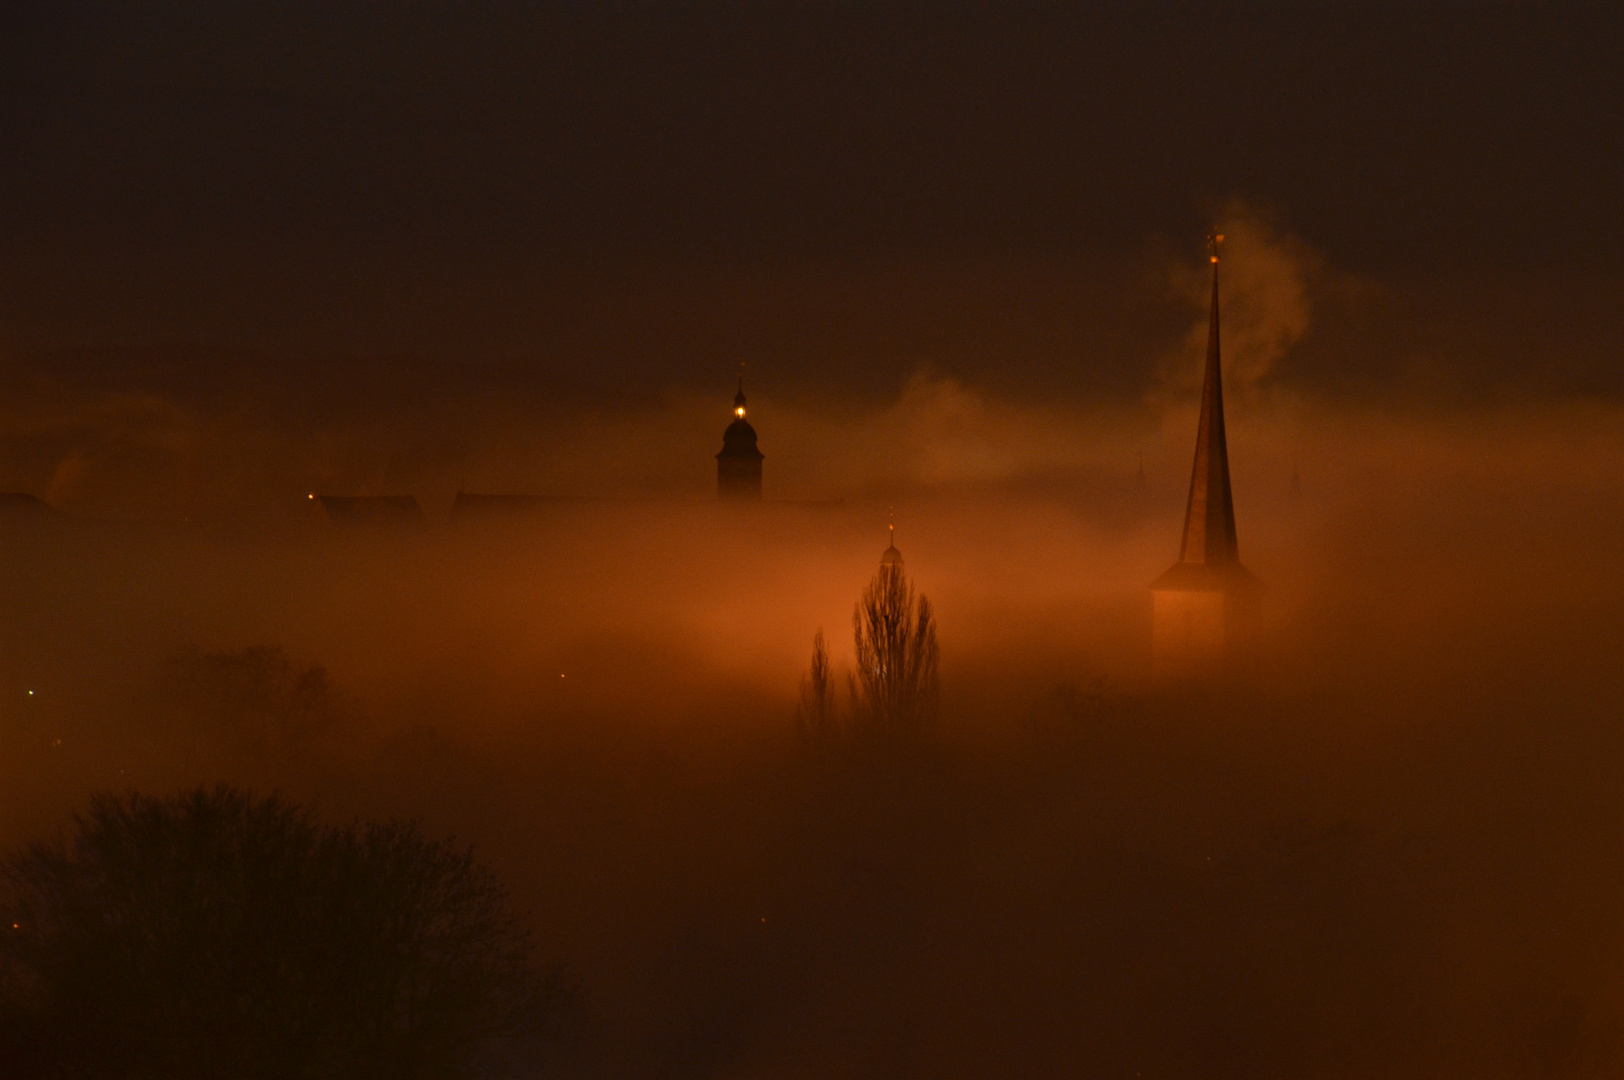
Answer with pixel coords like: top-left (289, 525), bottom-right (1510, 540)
top-left (716, 376), bottom-right (764, 499)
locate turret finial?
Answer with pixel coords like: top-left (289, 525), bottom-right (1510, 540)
top-left (881, 507), bottom-right (903, 565)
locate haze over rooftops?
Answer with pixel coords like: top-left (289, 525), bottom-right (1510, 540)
top-left (315, 495), bottom-right (424, 527)
top-left (0, 493), bottom-right (52, 514)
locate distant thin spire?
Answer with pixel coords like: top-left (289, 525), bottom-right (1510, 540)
top-left (881, 507), bottom-right (903, 565)
top-left (733, 363), bottom-right (747, 414)
top-left (1175, 232), bottom-right (1240, 566)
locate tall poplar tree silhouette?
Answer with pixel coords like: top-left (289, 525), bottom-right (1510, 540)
top-left (796, 628), bottom-right (837, 744)
top-left (850, 530), bottom-right (939, 738)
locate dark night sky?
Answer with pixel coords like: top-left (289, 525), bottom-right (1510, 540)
top-left (4, 2), bottom-right (1624, 406)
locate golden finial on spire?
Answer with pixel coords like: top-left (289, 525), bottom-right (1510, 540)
top-left (1208, 231), bottom-right (1225, 264)
top-left (881, 506), bottom-right (903, 565)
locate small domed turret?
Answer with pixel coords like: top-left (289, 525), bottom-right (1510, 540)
top-left (716, 376), bottom-right (763, 499)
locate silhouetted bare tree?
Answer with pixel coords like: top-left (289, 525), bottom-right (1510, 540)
top-left (796, 628), bottom-right (837, 744)
top-left (850, 562), bottom-right (939, 738)
top-left (0, 786), bottom-right (562, 1080)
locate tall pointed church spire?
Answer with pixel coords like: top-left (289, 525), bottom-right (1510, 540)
top-left (881, 512), bottom-right (902, 566)
top-left (1148, 234), bottom-right (1259, 681)
top-left (1176, 232), bottom-right (1239, 567)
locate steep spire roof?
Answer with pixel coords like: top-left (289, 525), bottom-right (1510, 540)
top-left (1176, 233), bottom-right (1239, 567)
top-left (881, 521), bottom-right (903, 565)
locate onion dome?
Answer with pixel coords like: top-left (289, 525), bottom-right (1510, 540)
top-left (717, 376), bottom-right (764, 499)
top-left (718, 378), bottom-right (762, 459)
top-left (719, 416), bottom-right (761, 458)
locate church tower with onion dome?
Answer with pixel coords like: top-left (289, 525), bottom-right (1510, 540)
top-left (716, 376), bottom-right (764, 499)
top-left (1150, 233), bottom-right (1261, 679)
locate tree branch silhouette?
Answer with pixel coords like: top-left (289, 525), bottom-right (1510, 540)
top-left (850, 562), bottom-right (939, 741)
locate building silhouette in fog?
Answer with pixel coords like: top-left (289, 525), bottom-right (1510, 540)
top-left (447, 373), bottom-right (843, 514)
top-left (716, 378), bottom-right (764, 499)
top-left (1150, 235), bottom-right (1260, 679)
top-left (0, 492), bottom-right (52, 515)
